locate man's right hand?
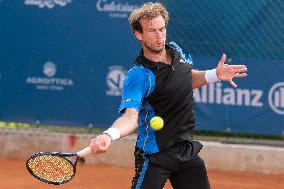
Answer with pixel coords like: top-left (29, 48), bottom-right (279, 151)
top-left (89, 134), bottom-right (112, 155)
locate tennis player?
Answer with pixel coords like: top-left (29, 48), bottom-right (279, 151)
top-left (90, 2), bottom-right (247, 189)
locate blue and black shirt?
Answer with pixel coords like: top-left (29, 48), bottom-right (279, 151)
top-left (119, 42), bottom-right (195, 154)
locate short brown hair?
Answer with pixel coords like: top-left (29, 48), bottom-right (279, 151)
top-left (128, 2), bottom-right (169, 33)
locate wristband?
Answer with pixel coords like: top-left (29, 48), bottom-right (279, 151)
top-left (205, 68), bottom-right (220, 83)
top-left (102, 128), bottom-right (120, 141)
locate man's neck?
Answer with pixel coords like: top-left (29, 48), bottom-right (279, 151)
top-left (143, 47), bottom-right (171, 65)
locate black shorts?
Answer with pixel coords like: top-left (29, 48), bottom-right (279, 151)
top-left (131, 141), bottom-right (211, 189)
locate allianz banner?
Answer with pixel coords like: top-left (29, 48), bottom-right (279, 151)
top-left (193, 57), bottom-right (284, 135)
top-left (0, 1), bottom-right (283, 135)
top-left (0, 0), bottom-right (157, 127)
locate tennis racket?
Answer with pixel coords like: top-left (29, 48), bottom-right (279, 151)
top-left (26, 146), bottom-right (91, 185)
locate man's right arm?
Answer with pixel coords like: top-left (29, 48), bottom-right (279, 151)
top-left (89, 66), bottom-right (148, 155)
top-left (89, 108), bottom-right (138, 155)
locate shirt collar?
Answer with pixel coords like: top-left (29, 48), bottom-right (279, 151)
top-left (135, 44), bottom-right (179, 69)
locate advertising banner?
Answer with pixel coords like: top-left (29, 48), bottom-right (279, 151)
top-left (0, 0), bottom-right (156, 127)
top-left (1, 0), bottom-right (283, 135)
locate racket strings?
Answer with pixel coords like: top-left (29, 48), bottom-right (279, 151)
top-left (27, 155), bottom-right (74, 183)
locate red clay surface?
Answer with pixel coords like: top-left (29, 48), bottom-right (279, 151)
top-left (1, 157), bottom-right (284, 189)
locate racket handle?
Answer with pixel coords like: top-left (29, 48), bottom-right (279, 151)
top-left (77, 146), bottom-right (91, 157)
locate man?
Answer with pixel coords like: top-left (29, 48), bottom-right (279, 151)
top-left (90, 2), bottom-right (247, 189)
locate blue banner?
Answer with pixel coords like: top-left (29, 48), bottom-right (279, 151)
top-left (0, 0), bottom-right (283, 135)
top-left (0, 0), bottom-right (156, 127)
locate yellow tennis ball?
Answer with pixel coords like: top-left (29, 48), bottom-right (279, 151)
top-left (150, 116), bottom-right (164, 130)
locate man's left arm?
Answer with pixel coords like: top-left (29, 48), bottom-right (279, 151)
top-left (192, 54), bottom-right (248, 89)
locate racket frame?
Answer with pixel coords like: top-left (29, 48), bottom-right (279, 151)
top-left (26, 151), bottom-right (80, 185)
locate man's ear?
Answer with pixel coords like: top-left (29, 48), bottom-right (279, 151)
top-left (134, 30), bottom-right (142, 41)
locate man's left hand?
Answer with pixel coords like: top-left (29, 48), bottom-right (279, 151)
top-left (216, 54), bottom-right (248, 88)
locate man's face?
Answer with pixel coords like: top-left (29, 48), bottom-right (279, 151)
top-left (135, 15), bottom-right (166, 54)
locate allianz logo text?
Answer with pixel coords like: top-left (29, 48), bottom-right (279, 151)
top-left (194, 82), bottom-right (284, 115)
top-left (194, 83), bottom-right (263, 107)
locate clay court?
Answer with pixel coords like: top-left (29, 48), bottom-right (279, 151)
top-left (1, 157), bottom-right (284, 189)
